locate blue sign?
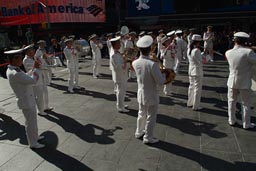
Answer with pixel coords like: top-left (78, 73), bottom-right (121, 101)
top-left (161, 0), bottom-right (174, 14)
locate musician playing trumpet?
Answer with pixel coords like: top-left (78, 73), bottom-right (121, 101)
top-left (160, 36), bottom-right (175, 96)
top-left (132, 35), bottom-right (166, 144)
top-left (89, 34), bottom-right (103, 79)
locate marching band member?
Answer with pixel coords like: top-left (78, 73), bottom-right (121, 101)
top-left (106, 33), bottom-right (113, 58)
top-left (110, 36), bottom-right (129, 113)
top-left (174, 30), bottom-right (186, 74)
top-left (157, 29), bottom-right (165, 59)
top-left (63, 38), bottom-right (79, 93)
top-left (36, 40), bottom-right (53, 85)
top-left (23, 44), bottom-right (47, 116)
top-left (35, 40), bottom-right (53, 112)
top-left (89, 34), bottom-right (103, 79)
top-left (5, 48), bottom-right (45, 149)
top-left (203, 26), bottom-right (215, 62)
top-left (187, 34), bottom-right (204, 111)
top-left (132, 35), bottom-right (166, 144)
top-left (225, 32), bottom-right (256, 129)
top-left (160, 36), bottom-right (175, 95)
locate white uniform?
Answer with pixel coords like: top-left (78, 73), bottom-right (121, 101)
top-left (160, 42), bottom-right (175, 95)
top-left (156, 35), bottom-right (163, 58)
top-left (203, 31), bottom-right (214, 60)
top-left (23, 56), bottom-right (45, 114)
top-left (174, 37), bottom-right (186, 74)
top-left (187, 48), bottom-right (203, 110)
top-left (124, 39), bottom-right (136, 79)
top-left (225, 45), bottom-right (256, 128)
top-left (132, 55), bottom-right (165, 142)
top-left (63, 46), bottom-right (79, 92)
top-left (35, 48), bottom-right (52, 84)
top-left (110, 50), bottom-right (128, 110)
top-left (6, 65), bottom-right (40, 146)
top-left (34, 52), bottom-right (51, 110)
top-left (90, 41), bottom-right (102, 77)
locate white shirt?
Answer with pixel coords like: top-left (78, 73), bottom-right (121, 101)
top-left (226, 45), bottom-right (256, 89)
top-left (187, 48), bottom-right (203, 76)
top-left (132, 55), bottom-right (165, 105)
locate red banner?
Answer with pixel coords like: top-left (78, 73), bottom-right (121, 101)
top-left (0, 0), bottom-right (105, 26)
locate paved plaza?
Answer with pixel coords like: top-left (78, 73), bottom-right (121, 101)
top-left (0, 58), bottom-right (255, 171)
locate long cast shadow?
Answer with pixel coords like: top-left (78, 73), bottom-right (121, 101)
top-left (127, 109), bottom-right (227, 138)
top-left (49, 83), bottom-right (116, 101)
top-left (42, 111), bottom-right (120, 144)
top-left (151, 141), bottom-right (255, 171)
top-left (34, 131), bottom-right (93, 171)
top-left (0, 113), bottom-right (27, 145)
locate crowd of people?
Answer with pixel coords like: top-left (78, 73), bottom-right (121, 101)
top-left (3, 25), bottom-right (256, 148)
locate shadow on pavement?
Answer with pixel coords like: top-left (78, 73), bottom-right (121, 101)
top-left (0, 113), bottom-right (28, 145)
top-left (34, 131), bottom-right (93, 171)
top-left (150, 140), bottom-right (255, 171)
top-left (42, 111), bottom-right (120, 144)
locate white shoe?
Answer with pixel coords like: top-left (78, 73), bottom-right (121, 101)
top-left (124, 105), bottom-right (129, 108)
top-left (143, 137), bottom-right (159, 144)
top-left (118, 108), bottom-right (130, 113)
top-left (38, 136), bottom-right (45, 141)
top-left (44, 107), bottom-right (54, 111)
top-left (135, 132), bottom-right (144, 139)
top-left (68, 89), bottom-right (74, 93)
top-left (38, 112), bottom-right (47, 116)
top-left (244, 123), bottom-right (255, 129)
top-left (30, 143), bottom-right (45, 149)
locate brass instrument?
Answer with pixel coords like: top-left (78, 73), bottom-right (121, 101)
top-left (149, 45), bottom-right (176, 84)
top-left (123, 47), bottom-right (139, 63)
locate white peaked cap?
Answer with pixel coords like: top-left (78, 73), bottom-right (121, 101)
top-left (23, 44), bottom-right (34, 51)
top-left (4, 49), bottom-right (24, 55)
top-left (64, 38), bottom-right (73, 43)
top-left (110, 36), bottom-right (121, 42)
top-left (167, 30), bottom-right (175, 36)
top-left (234, 32), bottom-right (250, 38)
top-left (175, 30), bottom-right (183, 34)
top-left (136, 35), bottom-right (153, 48)
top-left (192, 34), bottom-right (203, 41)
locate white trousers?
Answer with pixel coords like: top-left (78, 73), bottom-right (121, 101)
top-left (187, 75), bottom-right (203, 109)
top-left (68, 66), bottom-right (79, 91)
top-left (163, 83), bottom-right (172, 95)
top-left (227, 88), bottom-right (252, 128)
top-left (116, 81), bottom-right (127, 110)
top-left (33, 85), bottom-right (44, 113)
top-left (93, 58), bottom-right (102, 77)
top-left (42, 82), bottom-right (49, 110)
top-left (174, 55), bottom-right (182, 74)
top-left (22, 106), bottom-right (39, 146)
top-left (135, 104), bottom-right (158, 141)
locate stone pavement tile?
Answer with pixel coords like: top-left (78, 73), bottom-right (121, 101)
top-left (164, 127), bottom-right (200, 150)
top-left (243, 155), bottom-right (256, 171)
top-left (200, 150), bottom-right (243, 171)
top-left (0, 148), bottom-right (44, 171)
top-left (0, 143), bottom-right (25, 166)
top-left (83, 139), bottom-right (129, 163)
top-left (199, 117), bottom-right (234, 134)
top-left (234, 128), bottom-right (256, 155)
top-left (199, 107), bottom-right (228, 122)
top-left (58, 135), bottom-right (94, 158)
top-left (201, 132), bottom-right (240, 153)
top-left (81, 159), bottom-right (117, 171)
top-left (118, 139), bottom-right (160, 171)
top-left (37, 117), bottom-right (58, 132)
top-left (157, 146), bottom-right (201, 171)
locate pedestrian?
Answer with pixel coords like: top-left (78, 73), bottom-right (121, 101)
top-left (225, 32), bottom-right (256, 129)
top-left (5, 48), bottom-right (45, 149)
top-left (187, 34), bottom-right (204, 111)
top-left (203, 26), bottom-right (215, 62)
top-left (110, 36), bottom-right (129, 113)
top-left (63, 38), bottom-right (79, 93)
top-left (132, 35), bottom-right (166, 144)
